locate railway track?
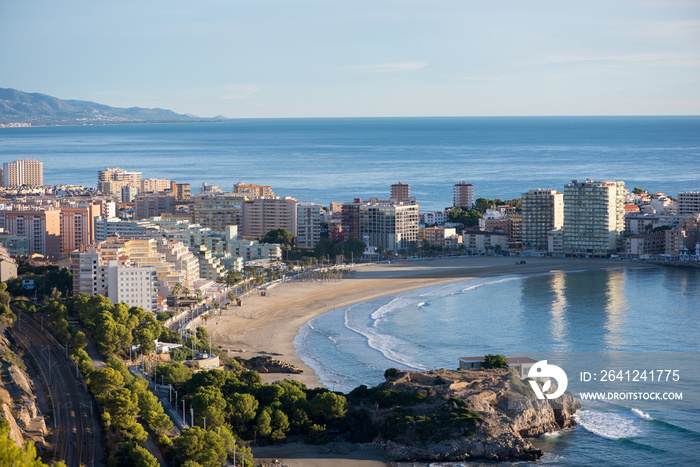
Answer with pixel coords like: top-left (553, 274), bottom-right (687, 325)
top-left (13, 309), bottom-right (98, 467)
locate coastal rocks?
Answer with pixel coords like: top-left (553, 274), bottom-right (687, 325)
top-left (246, 355), bottom-right (303, 374)
top-left (367, 368), bottom-right (579, 463)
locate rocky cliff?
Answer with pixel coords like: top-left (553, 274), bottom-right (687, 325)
top-left (359, 368), bottom-right (579, 462)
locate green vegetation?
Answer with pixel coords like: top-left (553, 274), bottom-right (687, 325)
top-left (0, 420), bottom-right (67, 467)
top-left (481, 354), bottom-right (508, 369)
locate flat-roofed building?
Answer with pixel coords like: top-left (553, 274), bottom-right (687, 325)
top-left (2, 208), bottom-right (61, 256)
top-left (522, 189), bottom-right (564, 251)
top-left (60, 204), bottom-right (101, 253)
top-left (241, 196), bottom-right (298, 240)
top-left (134, 192), bottom-right (178, 219)
top-left (194, 193), bottom-right (247, 231)
top-left (141, 178), bottom-right (171, 193)
top-left (296, 201), bottom-right (321, 248)
top-left (678, 192), bottom-right (700, 217)
top-left (107, 261), bottom-right (158, 312)
top-left (563, 179), bottom-right (625, 256)
top-left (3, 158), bottom-right (43, 187)
top-left (453, 181), bottom-right (474, 208)
top-left (626, 232), bottom-right (665, 257)
top-left (233, 182), bottom-right (275, 198)
top-left (98, 167), bottom-right (142, 195)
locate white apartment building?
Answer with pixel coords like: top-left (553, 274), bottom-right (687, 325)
top-left (521, 189), bottom-right (564, 251)
top-left (563, 179), bottom-right (626, 256)
top-left (107, 261), bottom-right (158, 312)
top-left (421, 211), bottom-right (448, 226)
top-left (296, 201), bottom-right (321, 249)
top-left (3, 158), bottom-right (43, 187)
top-left (462, 230), bottom-right (509, 253)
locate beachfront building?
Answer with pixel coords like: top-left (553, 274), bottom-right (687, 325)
top-left (625, 232), bottom-right (665, 258)
top-left (453, 181), bottom-right (474, 208)
top-left (422, 227), bottom-right (460, 249)
top-left (3, 158), bottom-right (43, 187)
top-left (421, 211), bottom-right (448, 226)
top-left (296, 201), bottom-right (321, 248)
top-left (356, 199), bottom-right (419, 252)
top-left (563, 179), bottom-right (626, 256)
top-left (521, 189), bottom-right (564, 252)
top-left (461, 229), bottom-right (509, 254)
top-left (241, 196), bottom-right (298, 240)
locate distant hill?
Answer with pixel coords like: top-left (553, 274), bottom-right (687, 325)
top-left (0, 88), bottom-right (217, 125)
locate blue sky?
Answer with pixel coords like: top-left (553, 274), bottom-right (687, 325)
top-left (1, 0), bottom-right (698, 118)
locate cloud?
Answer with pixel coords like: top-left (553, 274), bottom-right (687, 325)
top-left (221, 84), bottom-right (261, 100)
top-left (344, 60), bottom-right (427, 73)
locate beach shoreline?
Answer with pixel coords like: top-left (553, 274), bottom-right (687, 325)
top-left (204, 256), bottom-right (646, 466)
top-left (205, 256), bottom-right (636, 389)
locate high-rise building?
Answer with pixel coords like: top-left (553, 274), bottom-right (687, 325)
top-left (563, 179), bottom-right (625, 256)
top-left (341, 198), bottom-right (419, 252)
top-left (60, 204), bottom-right (102, 253)
top-left (296, 201), bottom-right (321, 248)
top-left (390, 182), bottom-right (411, 202)
top-left (521, 189), bottom-right (564, 251)
top-left (677, 192), bottom-right (700, 217)
top-left (453, 181), bottom-right (474, 208)
top-left (107, 262), bottom-right (158, 312)
top-left (3, 158), bottom-right (43, 186)
top-left (241, 197), bottom-right (298, 239)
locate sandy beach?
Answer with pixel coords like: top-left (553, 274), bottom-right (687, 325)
top-left (206, 256), bottom-right (629, 388)
top-left (204, 256), bottom-right (632, 466)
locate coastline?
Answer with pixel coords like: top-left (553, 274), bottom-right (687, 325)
top-left (205, 256), bottom-right (634, 389)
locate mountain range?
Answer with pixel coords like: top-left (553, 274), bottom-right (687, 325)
top-left (0, 88), bottom-right (219, 125)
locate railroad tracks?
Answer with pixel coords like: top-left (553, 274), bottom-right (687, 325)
top-left (13, 309), bottom-right (99, 467)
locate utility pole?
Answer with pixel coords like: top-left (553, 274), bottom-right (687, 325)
top-left (190, 407), bottom-right (193, 428)
top-left (182, 400), bottom-right (186, 426)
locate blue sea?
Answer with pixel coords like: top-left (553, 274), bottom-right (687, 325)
top-left (1, 116), bottom-right (699, 211)
top-left (2, 116), bottom-right (700, 465)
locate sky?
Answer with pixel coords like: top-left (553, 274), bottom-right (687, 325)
top-left (1, 0), bottom-right (699, 118)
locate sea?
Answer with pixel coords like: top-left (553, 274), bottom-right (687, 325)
top-left (2, 116), bottom-right (700, 465)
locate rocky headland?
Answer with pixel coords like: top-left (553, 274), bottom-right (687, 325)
top-left (347, 368), bottom-right (579, 463)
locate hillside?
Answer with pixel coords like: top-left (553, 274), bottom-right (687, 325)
top-left (0, 87), bottom-right (215, 125)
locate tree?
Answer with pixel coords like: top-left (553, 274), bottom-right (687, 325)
top-left (157, 362), bottom-right (193, 386)
top-left (191, 386), bottom-right (227, 428)
top-left (309, 392), bottom-right (347, 422)
top-left (254, 410), bottom-right (272, 437)
top-left (129, 445), bottom-right (159, 467)
top-left (228, 393), bottom-right (259, 426)
top-left (482, 354), bottom-right (508, 369)
top-left (262, 228), bottom-right (295, 250)
top-left (0, 421), bottom-right (67, 467)
top-left (173, 426), bottom-right (227, 467)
